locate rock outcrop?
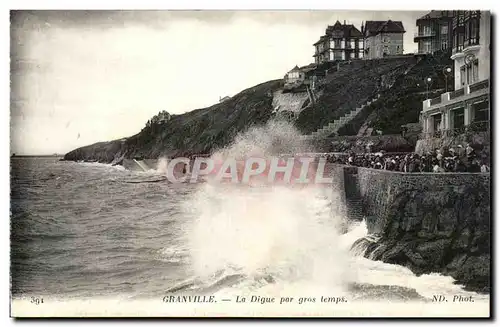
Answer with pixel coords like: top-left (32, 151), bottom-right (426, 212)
top-left (355, 167), bottom-right (490, 293)
top-left (63, 139), bottom-right (127, 163)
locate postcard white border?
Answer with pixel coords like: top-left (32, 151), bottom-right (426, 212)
top-left (3, 0), bottom-right (499, 325)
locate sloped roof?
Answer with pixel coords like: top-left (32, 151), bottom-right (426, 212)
top-left (288, 65), bottom-right (301, 73)
top-left (314, 21), bottom-right (363, 46)
top-left (364, 21), bottom-right (385, 36)
top-left (417, 10), bottom-right (454, 20)
top-left (313, 35), bottom-right (327, 45)
top-left (299, 63), bottom-right (317, 72)
top-left (365, 20), bottom-right (405, 35)
top-left (325, 20), bottom-right (363, 38)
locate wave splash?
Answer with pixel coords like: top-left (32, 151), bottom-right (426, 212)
top-left (166, 119), bottom-right (487, 304)
top-left (181, 120), bottom-right (351, 294)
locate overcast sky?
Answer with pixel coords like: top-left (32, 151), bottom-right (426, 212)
top-left (10, 10), bottom-right (426, 155)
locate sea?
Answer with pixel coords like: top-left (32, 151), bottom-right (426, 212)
top-left (10, 157), bottom-right (489, 317)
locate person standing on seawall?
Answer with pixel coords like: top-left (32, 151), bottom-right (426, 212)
top-left (481, 160), bottom-right (490, 173)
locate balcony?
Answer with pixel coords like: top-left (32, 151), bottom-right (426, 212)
top-left (469, 79), bottom-right (489, 93)
top-left (449, 87), bottom-right (465, 100)
top-left (422, 79), bottom-right (489, 113)
top-left (414, 31), bottom-right (436, 39)
top-left (430, 96), bottom-right (442, 106)
top-left (464, 38), bottom-right (480, 48)
top-left (451, 45), bottom-right (464, 56)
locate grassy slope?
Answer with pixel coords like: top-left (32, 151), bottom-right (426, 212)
top-left (295, 57), bottom-right (417, 135)
top-left (337, 50), bottom-right (454, 136)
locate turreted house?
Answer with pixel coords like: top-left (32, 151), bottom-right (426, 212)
top-left (313, 20), bottom-right (364, 64)
top-left (362, 20), bottom-right (405, 59)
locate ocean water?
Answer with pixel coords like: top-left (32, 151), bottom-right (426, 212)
top-left (10, 157), bottom-right (489, 317)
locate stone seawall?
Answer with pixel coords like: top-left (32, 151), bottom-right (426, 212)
top-left (352, 166), bottom-right (490, 292)
top-left (330, 164), bottom-right (362, 221)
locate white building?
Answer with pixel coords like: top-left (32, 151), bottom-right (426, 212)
top-left (421, 11), bottom-right (490, 137)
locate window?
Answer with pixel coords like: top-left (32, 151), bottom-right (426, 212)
top-left (472, 100), bottom-right (489, 122)
top-left (433, 114), bottom-right (443, 132)
top-left (469, 18), bottom-right (479, 45)
top-left (383, 45), bottom-right (389, 57)
top-left (452, 107), bottom-right (465, 129)
top-left (334, 51), bottom-right (343, 60)
top-left (460, 66), bottom-right (466, 85)
top-left (472, 59), bottom-right (479, 82)
top-left (466, 65), bottom-right (473, 84)
top-left (464, 20), bottom-right (469, 40)
top-left (441, 39), bottom-right (448, 49)
top-left (397, 45), bottom-right (400, 53)
top-left (350, 52), bottom-right (355, 59)
top-left (441, 25), bottom-right (448, 34)
top-left (423, 40), bottom-right (431, 53)
top-left (458, 33), bottom-right (464, 49)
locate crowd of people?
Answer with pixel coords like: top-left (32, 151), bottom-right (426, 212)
top-left (324, 144), bottom-right (490, 173)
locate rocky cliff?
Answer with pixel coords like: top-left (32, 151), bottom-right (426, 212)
top-left (354, 168), bottom-right (490, 293)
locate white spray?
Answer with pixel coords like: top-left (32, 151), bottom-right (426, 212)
top-left (183, 120), bottom-right (352, 293)
top-left (156, 157), bottom-right (169, 174)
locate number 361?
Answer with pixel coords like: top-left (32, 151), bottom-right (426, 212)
top-left (30, 297), bottom-right (44, 305)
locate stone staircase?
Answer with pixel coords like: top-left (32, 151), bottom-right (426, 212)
top-left (303, 94), bottom-right (381, 140)
top-left (306, 85), bottom-right (316, 106)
